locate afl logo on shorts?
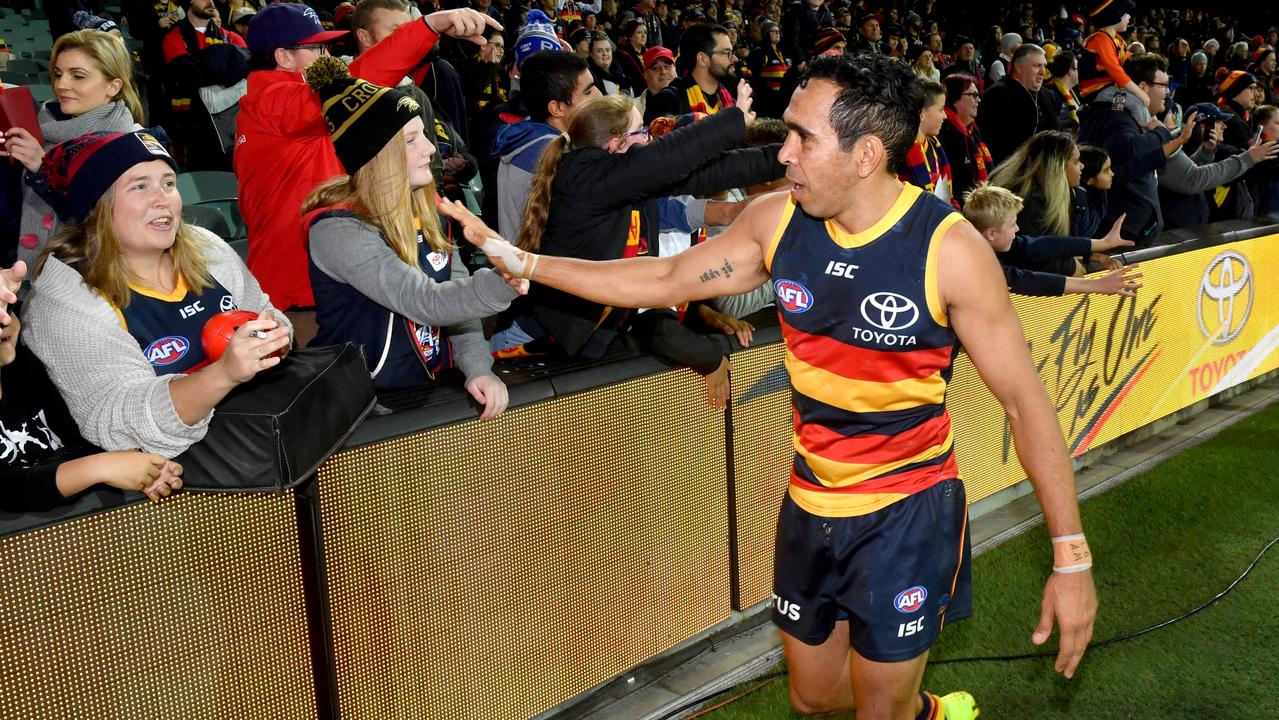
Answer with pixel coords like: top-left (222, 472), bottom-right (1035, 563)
top-left (774, 279), bottom-right (813, 313)
top-left (894, 585), bottom-right (928, 614)
top-left (145, 336), bottom-right (190, 366)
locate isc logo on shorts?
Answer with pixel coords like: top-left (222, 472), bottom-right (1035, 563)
top-left (774, 279), bottom-right (813, 313)
top-left (893, 585), bottom-right (928, 614)
top-left (145, 336), bottom-right (190, 366)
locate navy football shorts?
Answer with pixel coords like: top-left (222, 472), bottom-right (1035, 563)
top-left (770, 477), bottom-right (973, 662)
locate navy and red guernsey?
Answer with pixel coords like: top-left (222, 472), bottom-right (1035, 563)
top-left (765, 183), bottom-right (967, 517)
top-left (116, 276), bottom-right (237, 376)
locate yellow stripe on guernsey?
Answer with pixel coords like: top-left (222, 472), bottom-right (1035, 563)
top-left (788, 432), bottom-right (954, 516)
top-left (763, 198), bottom-right (797, 271)
top-left (785, 353), bottom-right (947, 412)
top-left (793, 429), bottom-right (954, 486)
top-left (925, 211), bottom-right (965, 327)
top-left (790, 486), bottom-right (910, 516)
top-left (324, 82), bottom-right (391, 144)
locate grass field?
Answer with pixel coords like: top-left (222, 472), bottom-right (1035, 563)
top-left (701, 402), bottom-right (1279, 719)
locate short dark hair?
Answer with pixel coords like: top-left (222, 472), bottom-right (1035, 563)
top-left (918, 79), bottom-right (945, 105)
top-left (1123, 52), bottom-right (1169, 85)
top-left (519, 51), bottom-right (590, 123)
top-left (1048, 50), bottom-right (1076, 79)
top-left (676, 23), bottom-right (728, 74)
top-left (800, 53), bottom-right (924, 173)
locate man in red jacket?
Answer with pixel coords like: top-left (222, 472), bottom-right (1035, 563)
top-left (234, 3), bottom-right (500, 320)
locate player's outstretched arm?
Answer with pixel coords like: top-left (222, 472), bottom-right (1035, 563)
top-left (938, 220), bottom-right (1097, 680)
top-left (443, 193), bottom-right (782, 310)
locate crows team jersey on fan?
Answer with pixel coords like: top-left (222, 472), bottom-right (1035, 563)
top-left (116, 275), bottom-right (237, 375)
top-left (765, 183), bottom-right (965, 517)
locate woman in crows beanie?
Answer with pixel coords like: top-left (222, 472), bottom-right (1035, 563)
top-left (301, 57), bottom-right (520, 419)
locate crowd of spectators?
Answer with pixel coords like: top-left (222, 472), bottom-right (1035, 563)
top-left (3, 0), bottom-right (1279, 511)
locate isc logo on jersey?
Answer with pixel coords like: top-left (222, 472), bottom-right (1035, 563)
top-left (775, 279), bottom-right (813, 313)
top-left (893, 585), bottom-right (928, 613)
top-left (145, 336), bottom-right (190, 366)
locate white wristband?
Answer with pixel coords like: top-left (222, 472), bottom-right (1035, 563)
top-left (1051, 533), bottom-right (1087, 544)
top-left (480, 235), bottom-right (529, 277)
top-left (1053, 562), bottom-right (1093, 574)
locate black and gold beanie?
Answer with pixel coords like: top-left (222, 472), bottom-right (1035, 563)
top-left (304, 55), bottom-right (421, 175)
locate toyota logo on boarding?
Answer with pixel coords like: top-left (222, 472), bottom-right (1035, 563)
top-left (1197, 251), bottom-right (1253, 345)
top-left (860, 292), bottom-right (920, 331)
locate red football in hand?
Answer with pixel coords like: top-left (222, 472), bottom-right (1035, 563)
top-left (201, 310), bottom-right (260, 362)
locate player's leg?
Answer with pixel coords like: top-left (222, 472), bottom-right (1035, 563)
top-left (848, 648), bottom-right (928, 720)
top-left (841, 478), bottom-right (977, 720)
top-left (779, 621), bottom-right (855, 715)
top-left (772, 492), bottom-right (851, 714)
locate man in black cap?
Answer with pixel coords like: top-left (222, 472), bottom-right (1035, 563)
top-left (849, 13), bottom-right (882, 55)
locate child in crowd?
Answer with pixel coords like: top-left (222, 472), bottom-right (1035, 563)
top-left (301, 57), bottom-right (520, 419)
top-left (898, 80), bottom-right (956, 208)
top-left (1074, 145), bottom-right (1112, 239)
top-left (0, 298), bottom-right (183, 512)
top-left (963, 185), bottom-right (1143, 298)
top-left (1248, 105), bottom-right (1279, 214)
top-left (1077, 0), bottom-right (1149, 108)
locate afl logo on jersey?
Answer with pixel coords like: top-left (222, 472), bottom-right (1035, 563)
top-left (775, 279), bottom-right (813, 313)
top-left (894, 585), bottom-right (928, 614)
top-left (145, 336), bottom-right (190, 366)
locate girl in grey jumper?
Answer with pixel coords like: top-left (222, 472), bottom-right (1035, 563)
top-left (301, 58), bottom-right (520, 419)
top-left (23, 130), bottom-right (292, 458)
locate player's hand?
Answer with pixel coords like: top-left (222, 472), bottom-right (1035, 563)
top-left (1032, 569), bottom-right (1097, 679)
top-left (438, 198), bottom-right (536, 277)
top-left (0, 127), bottom-right (46, 173)
top-left (466, 374), bottom-right (508, 420)
top-left (424, 8), bottom-right (502, 45)
top-left (1091, 264), bottom-right (1143, 297)
top-left (736, 79), bottom-right (756, 127)
top-left (1093, 214), bottom-right (1135, 252)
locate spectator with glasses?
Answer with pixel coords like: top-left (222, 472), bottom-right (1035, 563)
top-left (645, 23), bottom-right (737, 122)
top-left (234, 4), bottom-right (501, 342)
top-left (491, 88), bottom-right (783, 361)
top-left (938, 73), bottom-right (992, 207)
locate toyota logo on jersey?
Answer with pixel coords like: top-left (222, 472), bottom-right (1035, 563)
top-left (775, 279), bottom-right (813, 313)
top-left (145, 336), bottom-right (190, 366)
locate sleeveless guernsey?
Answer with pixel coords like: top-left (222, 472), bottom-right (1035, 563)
top-left (765, 183), bottom-right (966, 517)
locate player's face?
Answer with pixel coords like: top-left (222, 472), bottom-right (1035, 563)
top-left (778, 79), bottom-right (857, 218)
top-left (112, 160), bottom-right (182, 259)
top-left (402, 115), bottom-right (436, 191)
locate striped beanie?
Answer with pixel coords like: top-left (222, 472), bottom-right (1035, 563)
top-left (304, 56), bottom-right (421, 175)
top-left (1218, 70), bottom-right (1258, 102)
top-left (41, 128), bottom-right (178, 223)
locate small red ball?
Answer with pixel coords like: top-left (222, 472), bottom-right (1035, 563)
top-left (201, 310), bottom-right (261, 362)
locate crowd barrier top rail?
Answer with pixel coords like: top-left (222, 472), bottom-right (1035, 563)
top-left (2, 215), bottom-right (1275, 541)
